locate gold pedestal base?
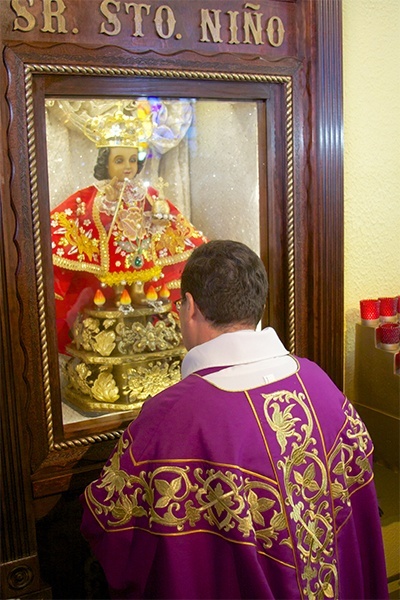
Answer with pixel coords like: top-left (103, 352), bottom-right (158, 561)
top-left (62, 301), bottom-right (185, 413)
top-left (63, 349), bottom-right (185, 413)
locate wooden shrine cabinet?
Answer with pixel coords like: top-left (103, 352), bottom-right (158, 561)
top-left (0, 1), bottom-right (343, 597)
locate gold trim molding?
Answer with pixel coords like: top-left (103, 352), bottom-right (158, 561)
top-left (24, 63), bottom-right (295, 451)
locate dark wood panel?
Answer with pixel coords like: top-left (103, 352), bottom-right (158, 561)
top-left (1, 0), bottom-right (297, 59)
top-left (306, 0), bottom-right (344, 385)
top-left (43, 75), bottom-right (275, 99)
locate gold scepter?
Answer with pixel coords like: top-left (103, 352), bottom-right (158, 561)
top-left (107, 177), bottom-right (128, 242)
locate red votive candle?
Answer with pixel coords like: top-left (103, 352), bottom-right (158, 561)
top-left (378, 322), bottom-right (400, 350)
top-left (379, 297), bottom-right (398, 322)
top-left (360, 299), bottom-right (380, 326)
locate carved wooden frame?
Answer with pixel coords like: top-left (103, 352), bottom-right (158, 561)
top-left (24, 63), bottom-right (295, 452)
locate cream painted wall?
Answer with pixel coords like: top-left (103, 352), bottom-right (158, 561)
top-left (343, 0), bottom-right (400, 400)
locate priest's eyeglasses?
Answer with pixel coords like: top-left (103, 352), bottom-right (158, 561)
top-left (175, 297), bottom-right (185, 311)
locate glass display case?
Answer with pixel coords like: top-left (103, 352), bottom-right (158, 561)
top-left (46, 96), bottom-right (261, 429)
top-left (23, 70), bottom-right (293, 454)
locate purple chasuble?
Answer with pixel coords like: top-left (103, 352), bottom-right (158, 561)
top-left (81, 357), bottom-right (388, 599)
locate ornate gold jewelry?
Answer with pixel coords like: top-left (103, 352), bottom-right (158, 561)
top-left (84, 100), bottom-right (153, 149)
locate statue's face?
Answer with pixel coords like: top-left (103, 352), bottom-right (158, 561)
top-left (107, 147), bottom-right (139, 181)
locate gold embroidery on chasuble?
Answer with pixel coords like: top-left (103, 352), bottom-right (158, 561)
top-left (261, 387), bottom-right (339, 599)
top-left (85, 432), bottom-right (292, 563)
top-left (84, 380), bottom-right (375, 600)
top-left (260, 383), bottom-right (374, 599)
top-left (327, 399), bottom-right (373, 532)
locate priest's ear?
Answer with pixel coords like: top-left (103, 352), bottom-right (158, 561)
top-left (181, 293), bottom-right (196, 320)
top-left (179, 292), bottom-right (209, 350)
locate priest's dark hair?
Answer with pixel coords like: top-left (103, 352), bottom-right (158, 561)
top-left (93, 147), bottom-right (146, 180)
top-left (181, 240), bottom-right (268, 329)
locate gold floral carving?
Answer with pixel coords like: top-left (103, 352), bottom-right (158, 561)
top-left (91, 370), bottom-right (120, 403)
top-left (116, 313), bottom-right (181, 354)
top-left (72, 311), bottom-right (181, 356)
top-left (122, 360), bottom-right (181, 401)
top-left (64, 302), bottom-right (185, 411)
top-left (64, 356), bottom-right (182, 409)
top-left (65, 361), bottom-right (119, 403)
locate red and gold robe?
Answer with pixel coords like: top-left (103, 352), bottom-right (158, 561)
top-left (51, 183), bottom-right (206, 352)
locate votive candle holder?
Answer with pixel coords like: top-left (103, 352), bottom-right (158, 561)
top-left (360, 299), bottom-right (380, 326)
top-left (379, 297), bottom-right (398, 323)
top-left (377, 322), bottom-right (400, 351)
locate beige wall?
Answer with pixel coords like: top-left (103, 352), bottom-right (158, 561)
top-left (343, 0), bottom-right (400, 399)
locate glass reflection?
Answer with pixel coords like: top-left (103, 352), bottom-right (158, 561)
top-left (45, 97), bottom-right (259, 428)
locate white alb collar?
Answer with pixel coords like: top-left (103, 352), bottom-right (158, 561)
top-left (181, 327), bottom-right (289, 379)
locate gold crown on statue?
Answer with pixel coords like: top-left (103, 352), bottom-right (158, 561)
top-left (83, 101), bottom-right (153, 150)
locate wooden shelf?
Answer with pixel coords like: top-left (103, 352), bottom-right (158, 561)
top-left (354, 323), bottom-right (399, 470)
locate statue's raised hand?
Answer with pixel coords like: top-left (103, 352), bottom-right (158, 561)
top-left (104, 176), bottom-right (119, 202)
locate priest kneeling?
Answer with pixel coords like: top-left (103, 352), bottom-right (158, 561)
top-left (81, 240), bottom-right (388, 600)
